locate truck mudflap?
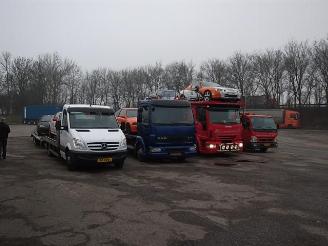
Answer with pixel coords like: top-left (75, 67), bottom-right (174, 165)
top-left (69, 150), bottom-right (127, 163)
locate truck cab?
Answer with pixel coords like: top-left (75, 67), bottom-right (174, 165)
top-left (129, 99), bottom-right (197, 161)
top-left (191, 101), bottom-right (243, 153)
top-left (58, 104), bottom-right (127, 169)
top-left (241, 113), bottom-right (278, 152)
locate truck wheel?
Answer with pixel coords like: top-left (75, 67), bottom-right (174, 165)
top-left (66, 151), bottom-right (77, 171)
top-left (203, 90), bottom-right (212, 101)
top-left (47, 144), bottom-right (53, 157)
top-left (136, 146), bottom-right (146, 162)
top-left (114, 160), bottom-right (124, 169)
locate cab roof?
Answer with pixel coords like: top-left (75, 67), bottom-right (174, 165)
top-left (63, 104), bottom-right (111, 110)
top-left (139, 99), bottom-right (191, 107)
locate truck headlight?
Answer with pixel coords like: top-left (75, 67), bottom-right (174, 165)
top-left (189, 144), bottom-right (197, 151)
top-left (150, 147), bottom-right (161, 152)
top-left (207, 144), bottom-right (216, 149)
top-left (120, 138), bottom-right (127, 148)
top-left (72, 138), bottom-right (87, 150)
top-left (250, 136), bottom-right (258, 143)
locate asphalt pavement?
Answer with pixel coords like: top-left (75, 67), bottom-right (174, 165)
top-left (0, 126), bottom-right (328, 246)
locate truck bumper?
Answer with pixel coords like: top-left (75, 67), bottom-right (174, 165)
top-left (70, 150), bottom-right (128, 163)
top-left (146, 146), bottom-right (197, 159)
top-left (198, 141), bottom-right (243, 154)
top-left (246, 142), bottom-right (277, 150)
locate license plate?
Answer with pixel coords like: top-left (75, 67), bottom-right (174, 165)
top-left (264, 143), bottom-right (271, 147)
top-left (97, 157), bottom-right (112, 163)
top-left (170, 152), bottom-right (182, 156)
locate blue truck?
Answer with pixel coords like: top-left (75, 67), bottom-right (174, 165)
top-left (24, 105), bottom-right (62, 124)
top-left (126, 99), bottom-right (197, 161)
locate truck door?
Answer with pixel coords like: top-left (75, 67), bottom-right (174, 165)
top-left (60, 109), bottom-right (70, 155)
top-left (195, 107), bottom-right (208, 146)
top-left (241, 116), bottom-right (251, 143)
top-left (138, 106), bottom-right (151, 148)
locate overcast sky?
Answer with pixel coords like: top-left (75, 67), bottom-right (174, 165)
top-left (1, 0), bottom-right (327, 70)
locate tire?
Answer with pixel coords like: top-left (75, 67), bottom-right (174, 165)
top-left (114, 159), bottom-right (124, 169)
top-left (47, 143), bottom-right (53, 157)
top-left (66, 151), bottom-right (77, 171)
top-left (136, 145), bottom-right (146, 162)
top-left (203, 90), bottom-right (212, 101)
top-left (33, 137), bottom-right (39, 146)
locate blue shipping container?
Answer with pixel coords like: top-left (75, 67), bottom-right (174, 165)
top-left (24, 105), bottom-right (62, 124)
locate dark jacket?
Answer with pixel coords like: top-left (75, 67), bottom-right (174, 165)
top-left (0, 122), bottom-right (10, 139)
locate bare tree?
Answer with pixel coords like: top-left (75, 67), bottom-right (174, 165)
top-left (227, 52), bottom-right (256, 96)
top-left (0, 52), bottom-right (13, 114)
top-left (251, 49), bottom-right (285, 106)
top-left (11, 57), bottom-right (33, 112)
top-left (313, 37), bottom-right (328, 103)
top-left (199, 59), bottom-right (228, 85)
top-left (163, 61), bottom-right (194, 92)
top-left (284, 41), bottom-right (312, 106)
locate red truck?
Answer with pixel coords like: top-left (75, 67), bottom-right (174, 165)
top-left (241, 113), bottom-right (278, 152)
top-left (191, 100), bottom-right (243, 153)
top-left (245, 109), bottom-right (300, 129)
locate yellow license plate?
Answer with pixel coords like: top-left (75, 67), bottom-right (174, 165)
top-left (97, 157), bottom-right (112, 163)
top-left (264, 143), bottom-right (271, 147)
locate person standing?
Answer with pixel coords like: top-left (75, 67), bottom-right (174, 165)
top-left (0, 117), bottom-right (10, 160)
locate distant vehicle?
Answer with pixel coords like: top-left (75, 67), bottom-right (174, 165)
top-left (49, 112), bottom-right (62, 137)
top-left (157, 89), bottom-right (177, 100)
top-left (115, 108), bottom-right (138, 134)
top-left (179, 89), bottom-right (202, 101)
top-left (24, 105), bottom-right (62, 124)
top-left (186, 81), bottom-right (241, 101)
top-left (241, 113), bottom-right (278, 152)
top-left (37, 115), bottom-right (53, 136)
top-left (244, 109), bottom-right (300, 128)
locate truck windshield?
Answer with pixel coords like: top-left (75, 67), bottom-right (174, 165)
top-left (152, 106), bottom-right (194, 125)
top-left (126, 110), bottom-right (137, 117)
top-left (208, 108), bottom-right (240, 124)
top-left (69, 111), bottom-right (118, 129)
top-left (251, 117), bottom-right (277, 130)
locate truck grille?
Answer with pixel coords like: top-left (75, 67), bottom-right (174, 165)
top-left (218, 135), bottom-right (236, 143)
top-left (156, 135), bottom-right (194, 144)
top-left (87, 142), bottom-right (119, 151)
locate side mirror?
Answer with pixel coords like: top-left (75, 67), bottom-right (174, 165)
top-left (242, 121), bottom-right (249, 129)
top-left (60, 125), bottom-right (68, 131)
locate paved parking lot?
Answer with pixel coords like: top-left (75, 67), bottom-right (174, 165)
top-left (1, 125), bottom-right (328, 246)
